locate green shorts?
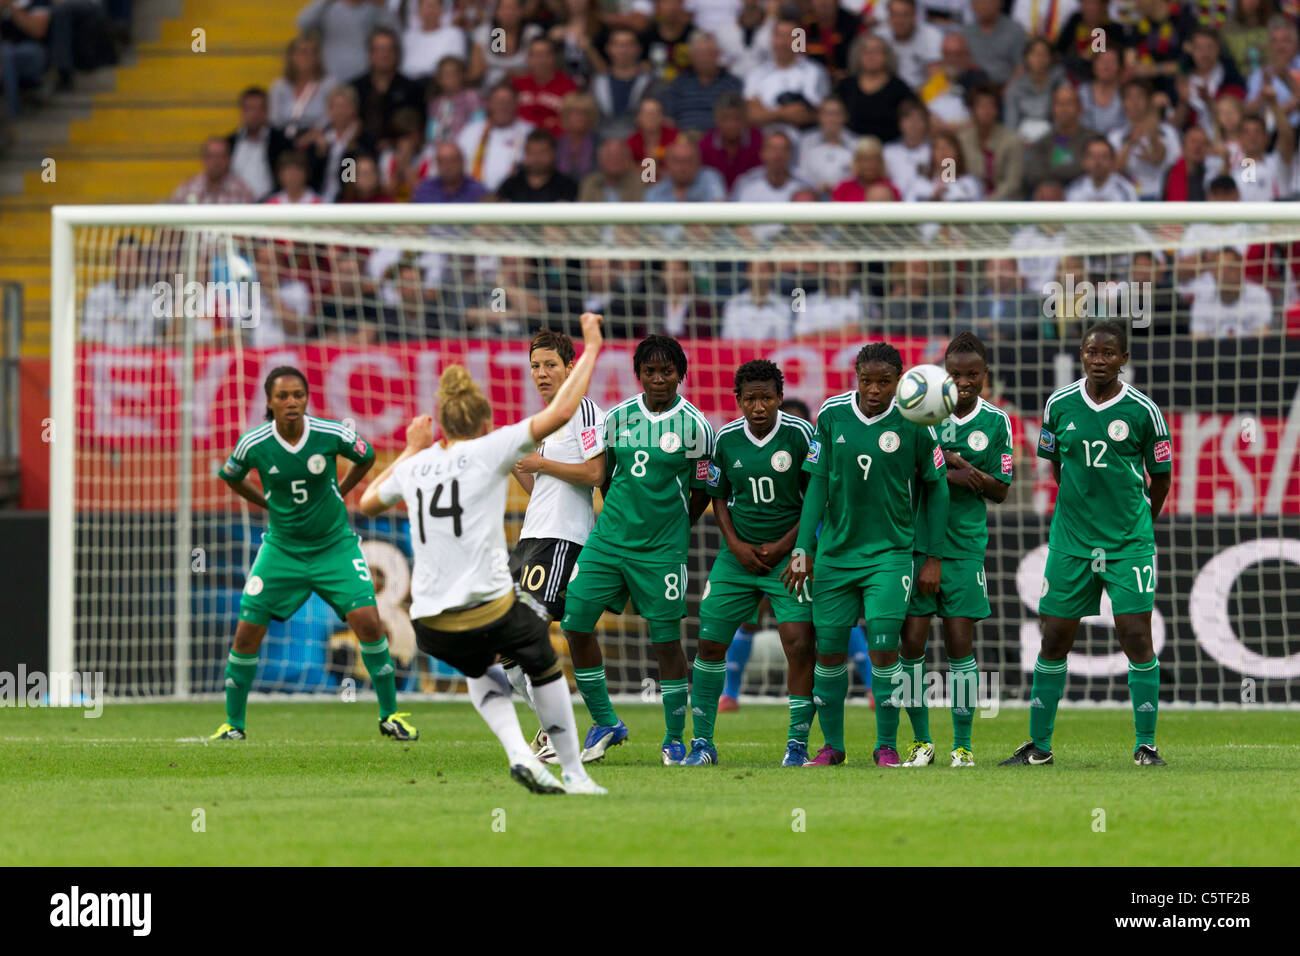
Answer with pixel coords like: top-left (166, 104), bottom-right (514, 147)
top-left (906, 554), bottom-right (990, 621)
top-left (812, 552), bottom-right (914, 639)
top-left (560, 546), bottom-right (688, 637)
top-left (238, 533), bottom-right (377, 626)
top-left (698, 548), bottom-right (812, 644)
top-left (1039, 548), bottom-right (1158, 619)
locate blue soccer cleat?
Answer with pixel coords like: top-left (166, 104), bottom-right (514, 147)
top-left (681, 737), bottom-right (718, 766)
top-left (579, 719), bottom-right (629, 763)
top-left (661, 740), bottom-right (688, 765)
top-left (781, 740), bottom-right (809, 767)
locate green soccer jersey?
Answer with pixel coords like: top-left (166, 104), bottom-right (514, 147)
top-left (922, 397), bottom-right (1014, 560)
top-left (803, 392), bottom-right (947, 568)
top-left (1037, 379), bottom-right (1172, 559)
top-left (706, 410), bottom-right (814, 544)
top-left (584, 393), bottom-right (717, 563)
top-left (218, 415), bottom-right (375, 550)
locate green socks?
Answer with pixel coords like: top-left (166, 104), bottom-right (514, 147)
top-left (788, 695), bottom-right (814, 745)
top-left (872, 660), bottom-right (903, 750)
top-left (574, 665), bottom-right (619, 727)
top-left (661, 677), bottom-right (688, 746)
top-left (900, 655), bottom-right (931, 744)
top-left (1029, 655), bottom-right (1068, 751)
top-left (1128, 656), bottom-right (1160, 748)
top-left (812, 662), bottom-right (849, 752)
top-left (949, 654), bottom-right (979, 751)
top-left (690, 658), bottom-right (726, 743)
top-left (359, 637), bottom-right (399, 719)
top-left (224, 649), bottom-right (259, 729)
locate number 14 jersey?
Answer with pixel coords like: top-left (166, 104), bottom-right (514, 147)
top-left (375, 420), bottom-right (536, 619)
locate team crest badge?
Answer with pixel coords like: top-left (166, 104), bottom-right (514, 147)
top-left (659, 432), bottom-right (682, 453)
top-left (968, 430), bottom-right (988, 451)
top-left (1108, 420), bottom-right (1130, 442)
top-left (245, 575), bottom-right (264, 596)
top-left (878, 431), bottom-right (900, 453)
top-left (307, 454), bottom-right (326, 474)
top-left (771, 450), bottom-right (792, 472)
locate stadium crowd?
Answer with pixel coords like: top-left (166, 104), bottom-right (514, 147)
top-left (86, 0), bottom-right (1300, 346)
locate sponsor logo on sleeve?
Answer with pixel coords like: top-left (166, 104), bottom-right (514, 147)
top-left (580, 427), bottom-right (598, 453)
top-left (1154, 439), bottom-right (1172, 463)
top-left (353, 438), bottom-right (368, 456)
top-left (1039, 427), bottom-right (1056, 453)
top-left (696, 458), bottom-right (711, 481)
top-left (932, 445), bottom-right (944, 469)
top-left (1001, 453), bottom-right (1013, 476)
top-left (706, 462), bottom-right (721, 487)
top-left (806, 438), bottom-right (821, 463)
top-left (222, 459), bottom-right (239, 476)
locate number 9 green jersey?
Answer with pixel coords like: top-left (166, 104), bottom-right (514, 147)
top-left (218, 415), bottom-right (375, 550)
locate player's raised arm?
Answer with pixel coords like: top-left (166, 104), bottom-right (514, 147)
top-left (360, 415), bottom-right (435, 517)
top-left (529, 313), bottom-right (604, 444)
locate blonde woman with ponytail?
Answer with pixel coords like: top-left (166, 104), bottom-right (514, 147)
top-left (361, 313), bottom-right (606, 795)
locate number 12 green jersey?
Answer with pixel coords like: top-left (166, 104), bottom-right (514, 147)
top-left (219, 415), bottom-right (374, 550)
top-left (584, 393), bottom-right (716, 564)
top-left (1038, 379), bottom-right (1172, 559)
top-left (706, 410), bottom-right (814, 545)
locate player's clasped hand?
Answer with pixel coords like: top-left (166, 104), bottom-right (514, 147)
top-left (514, 452), bottom-right (546, 476)
top-left (732, 540), bottom-right (771, 575)
top-left (406, 414), bottom-right (435, 450)
top-left (781, 551), bottom-right (813, 595)
top-left (917, 556), bottom-right (942, 595)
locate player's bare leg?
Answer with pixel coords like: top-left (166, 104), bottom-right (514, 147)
top-left (941, 617), bottom-right (978, 766)
top-left (1001, 615), bottom-right (1078, 765)
top-left (346, 605), bottom-right (415, 740)
top-left (212, 621), bottom-right (268, 739)
top-left (1115, 611), bottom-right (1164, 765)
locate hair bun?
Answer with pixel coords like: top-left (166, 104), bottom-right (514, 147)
top-left (438, 365), bottom-right (475, 399)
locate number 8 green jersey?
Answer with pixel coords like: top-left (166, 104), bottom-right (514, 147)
top-left (218, 415), bottom-right (375, 551)
top-left (583, 394), bottom-right (716, 563)
top-left (1038, 379), bottom-right (1172, 559)
top-left (706, 410), bottom-right (814, 544)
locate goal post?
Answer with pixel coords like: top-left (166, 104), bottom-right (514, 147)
top-left (49, 202), bottom-right (1300, 705)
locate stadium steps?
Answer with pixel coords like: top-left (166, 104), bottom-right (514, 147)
top-left (0, 0), bottom-right (298, 356)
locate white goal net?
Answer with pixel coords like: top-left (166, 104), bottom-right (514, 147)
top-left (49, 203), bottom-right (1300, 706)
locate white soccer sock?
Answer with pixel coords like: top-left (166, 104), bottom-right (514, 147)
top-left (504, 663), bottom-right (539, 718)
top-left (531, 675), bottom-right (588, 780)
top-left (467, 665), bottom-right (532, 764)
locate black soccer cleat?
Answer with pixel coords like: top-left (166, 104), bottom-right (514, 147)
top-left (1133, 744), bottom-right (1166, 766)
top-left (999, 740), bottom-right (1054, 765)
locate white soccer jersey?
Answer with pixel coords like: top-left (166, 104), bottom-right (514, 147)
top-left (519, 396), bottom-right (605, 546)
top-left (376, 420), bottom-right (535, 619)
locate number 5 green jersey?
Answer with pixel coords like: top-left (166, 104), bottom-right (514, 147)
top-left (583, 393), bottom-right (716, 564)
top-left (706, 410), bottom-right (814, 545)
top-left (218, 415), bottom-right (375, 551)
top-left (1037, 379), bottom-right (1172, 559)
top-left (803, 393), bottom-right (946, 568)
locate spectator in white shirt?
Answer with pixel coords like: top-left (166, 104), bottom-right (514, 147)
top-left (731, 130), bottom-right (808, 201)
top-left (1174, 175), bottom-right (1248, 290)
top-left (245, 244), bottom-right (315, 346)
top-left (227, 87), bottom-right (291, 201)
top-left (1190, 247), bottom-right (1274, 339)
top-left (265, 150), bottom-right (324, 204)
top-left (455, 82), bottom-right (534, 192)
top-left (82, 237), bottom-right (158, 346)
top-left (904, 129), bottom-right (984, 200)
top-left (714, 0), bottom-right (773, 79)
top-left (875, 0), bottom-right (943, 90)
top-left (1010, 179), bottom-right (1067, 292)
top-left (1066, 136), bottom-right (1139, 201)
top-left (797, 259), bottom-right (863, 338)
top-left (797, 95), bottom-right (855, 196)
top-left (401, 0), bottom-right (467, 80)
top-left (883, 97), bottom-right (932, 196)
top-left (1107, 80), bottom-right (1181, 201)
top-left (1010, 0), bottom-right (1078, 44)
top-left (742, 15), bottom-right (831, 132)
top-left (1245, 15), bottom-right (1300, 129)
top-left (1229, 110), bottom-right (1294, 201)
top-left (720, 260), bottom-right (794, 339)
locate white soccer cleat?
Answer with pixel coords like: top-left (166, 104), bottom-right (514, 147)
top-left (901, 741), bottom-right (936, 767)
top-left (951, 747), bottom-right (975, 767)
top-left (509, 757), bottom-right (566, 795)
top-left (562, 772), bottom-right (608, 795)
top-left (530, 729), bottom-right (559, 764)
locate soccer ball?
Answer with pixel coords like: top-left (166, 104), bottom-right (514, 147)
top-left (897, 364), bottom-right (958, 426)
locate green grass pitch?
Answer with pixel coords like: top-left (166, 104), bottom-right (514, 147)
top-left (2, 701), bottom-right (1296, 866)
